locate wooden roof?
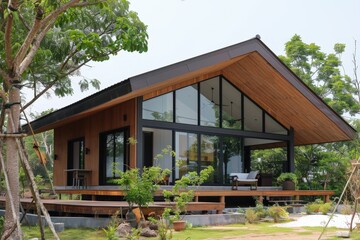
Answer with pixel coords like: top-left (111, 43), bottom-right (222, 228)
top-left (28, 36), bottom-right (356, 145)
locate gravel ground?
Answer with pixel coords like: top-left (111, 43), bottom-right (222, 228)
top-left (276, 213), bottom-right (360, 229)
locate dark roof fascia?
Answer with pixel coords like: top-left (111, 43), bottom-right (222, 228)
top-left (27, 37), bottom-right (260, 132)
top-left (26, 79), bottom-right (132, 132)
top-left (129, 37), bottom-right (260, 91)
top-left (26, 36), bottom-right (356, 139)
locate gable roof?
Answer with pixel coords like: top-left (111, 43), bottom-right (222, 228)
top-left (27, 36), bottom-right (356, 145)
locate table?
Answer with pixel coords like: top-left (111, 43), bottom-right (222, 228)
top-left (65, 169), bottom-right (92, 189)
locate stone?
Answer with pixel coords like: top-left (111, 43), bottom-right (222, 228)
top-left (149, 222), bottom-right (159, 230)
top-left (116, 222), bottom-right (132, 238)
top-left (53, 222), bottom-right (64, 232)
top-left (139, 220), bottom-right (149, 228)
top-left (140, 227), bottom-right (157, 237)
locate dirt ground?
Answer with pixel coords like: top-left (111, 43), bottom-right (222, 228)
top-left (205, 226), bottom-right (338, 240)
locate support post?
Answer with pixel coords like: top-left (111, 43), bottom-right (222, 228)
top-left (244, 146), bottom-right (251, 172)
top-left (136, 97), bottom-right (143, 170)
top-left (287, 127), bottom-right (295, 172)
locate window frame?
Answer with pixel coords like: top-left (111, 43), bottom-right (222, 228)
top-left (99, 127), bottom-right (129, 185)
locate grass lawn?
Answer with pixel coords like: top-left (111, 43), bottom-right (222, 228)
top-left (22, 222), bottom-right (360, 240)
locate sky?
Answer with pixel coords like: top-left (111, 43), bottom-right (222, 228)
top-left (24, 0), bottom-right (360, 117)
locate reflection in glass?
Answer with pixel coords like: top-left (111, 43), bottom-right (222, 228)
top-left (244, 96), bottom-right (263, 132)
top-left (143, 93), bottom-right (173, 122)
top-left (222, 80), bottom-right (242, 129)
top-left (265, 114), bottom-right (288, 135)
top-left (200, 77), bottom-right (220, 127)
top-left (222, 136), bottom-right (242, 184)
top-left (200, 135), bottom-right (219, 184)
top-left (142, 128), bottom-right (173, 181)
top-left (70, 139), bottom-right (85, 169)
top-left (105, 132), bottom-right (124, 179)
top-left (175, 132), bottom-right (198, 179)
top-left (176, 85), bottom-right (198, 125)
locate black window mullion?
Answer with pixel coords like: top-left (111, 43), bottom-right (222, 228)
top-left (262, 111), bottom-right (266, 133)
top-left (173, 91), bottom-right (176, 123)
top-left (197, 82), bottom-right (201, 126)
top-left (241, 94), bottom-right (244, 131)
top-left (112, 133), bottom-right (116, 178)
top-left (219, 76), bottom-right (223, 128)
top-left (197, 133), bottom-right (201, 174)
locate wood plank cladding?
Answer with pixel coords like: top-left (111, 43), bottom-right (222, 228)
top-left (53, 99), bottom-right (136, 186)
top-left (222, 52), bottom-right (350, 145)
top-left (141, 54), bottom-right (248, 100)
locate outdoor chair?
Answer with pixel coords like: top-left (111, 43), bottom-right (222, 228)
top-left (230, 171), bottom-right (259, 190)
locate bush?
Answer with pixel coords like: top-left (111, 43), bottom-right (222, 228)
top-left (245, 209), bottom-right (258, 224)
top-left (0, 216), bottom-right (3, 236)
top-left (277, 172), bottom-right (298, 186)
top-left (319, 202), bottom-right (332, 215)
top-left (305, 199), bottom-right (333, 215)
top-left (254, 202), bottom-right (268, 219)
top-left (340, 200), bottom-right (352, 215)
top-left (268, 205), bottom-right (288, 223)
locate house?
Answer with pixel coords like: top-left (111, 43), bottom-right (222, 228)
top-left (27, 36), bottom-right (356, 189)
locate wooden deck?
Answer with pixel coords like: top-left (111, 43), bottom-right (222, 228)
top-left (0, 188), bottom-right (334, 217)
top-left (0, 197), bottom-right (224, 216)
top-left (55, 188), bottom-right (335, 204)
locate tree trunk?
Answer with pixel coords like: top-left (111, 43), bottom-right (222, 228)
top-left (4, 87), bottom-right (21, 239)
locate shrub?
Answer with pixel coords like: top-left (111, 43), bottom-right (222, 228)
top-left (254, 202), bottom-right (268, 219)
top-left (268, 205), bottom-right (289, 223)
top-left (305, 199), bottom-right (332, 214)
top-left (319, 202), bottom-right (332, 215)
top-left (0, 216), bottom-right (4, 236)
top-left (340, 200), bottom-right (352, 215)
top-left (245, 209), bottom-right (258, 224)
top-left (277, 172), bottom-right (298, 186)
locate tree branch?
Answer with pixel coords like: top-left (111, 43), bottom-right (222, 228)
top-left (73, 0), bottom-right (107, 8)
top-left (22, 55), bottom-right (95, 112)
top-left (15, 0), bottom-right (81, 76)
top-left (18, 12), bottom-right (30, 31)
top-left (4, 13), bottom-right (13, 69)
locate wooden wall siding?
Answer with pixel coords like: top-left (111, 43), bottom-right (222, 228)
top-left (53, 99), bottom-right (136, 186)
top-left (222, 52), bottom-right (349, 145)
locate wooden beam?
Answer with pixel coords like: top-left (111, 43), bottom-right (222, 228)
top-left (0, 133), bottom-right (27, 138)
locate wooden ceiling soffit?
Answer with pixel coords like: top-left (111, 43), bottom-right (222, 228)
top-left (141, 54), bottom-right (249, 100)
top-left (222, 52), bottom-right (354, 145)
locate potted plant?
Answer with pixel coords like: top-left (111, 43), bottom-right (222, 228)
top-left (277, 172), bottom-right (298, 190)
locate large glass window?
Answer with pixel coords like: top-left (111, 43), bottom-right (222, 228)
top-left (68, 138), bottom-right (85, 169)
top-left (200, 135), bottom-right (219, 183)
top-left (175, 132), bottom-right (198, 179)
top-left (143, 128), bottom-right (173, 180)
top-left (200, 77), bottom-right (220, 127)
top-left (265, 113), bottom-right (288, 135)
top-left (222, 136), bottom-right (242, 184)
top-left (143, 92), bottom-right (173, 122)
top-left (244, 96), bottom-right (263, 132)
top-left (176, 85), bottom-right (198, 125)
top-left (99, 129), bottom-right (126, 184)
top-left (222, 80), bottom-right (242, 129)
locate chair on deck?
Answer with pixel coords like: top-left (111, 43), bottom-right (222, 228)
top-left (230, 171), bottom-right (259, 190)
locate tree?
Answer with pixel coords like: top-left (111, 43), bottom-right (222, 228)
top-left (278, 35), bottom-right (358, 194)
top-left (0, 0), bottom-right (148, 238)
top-left (279, 34), bottom-right (359, 115)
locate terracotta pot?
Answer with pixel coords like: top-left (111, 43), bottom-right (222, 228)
top-left (282, 180), bottom-right (295, 190)
top-left (173, 220), bottom-right (186, 231)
